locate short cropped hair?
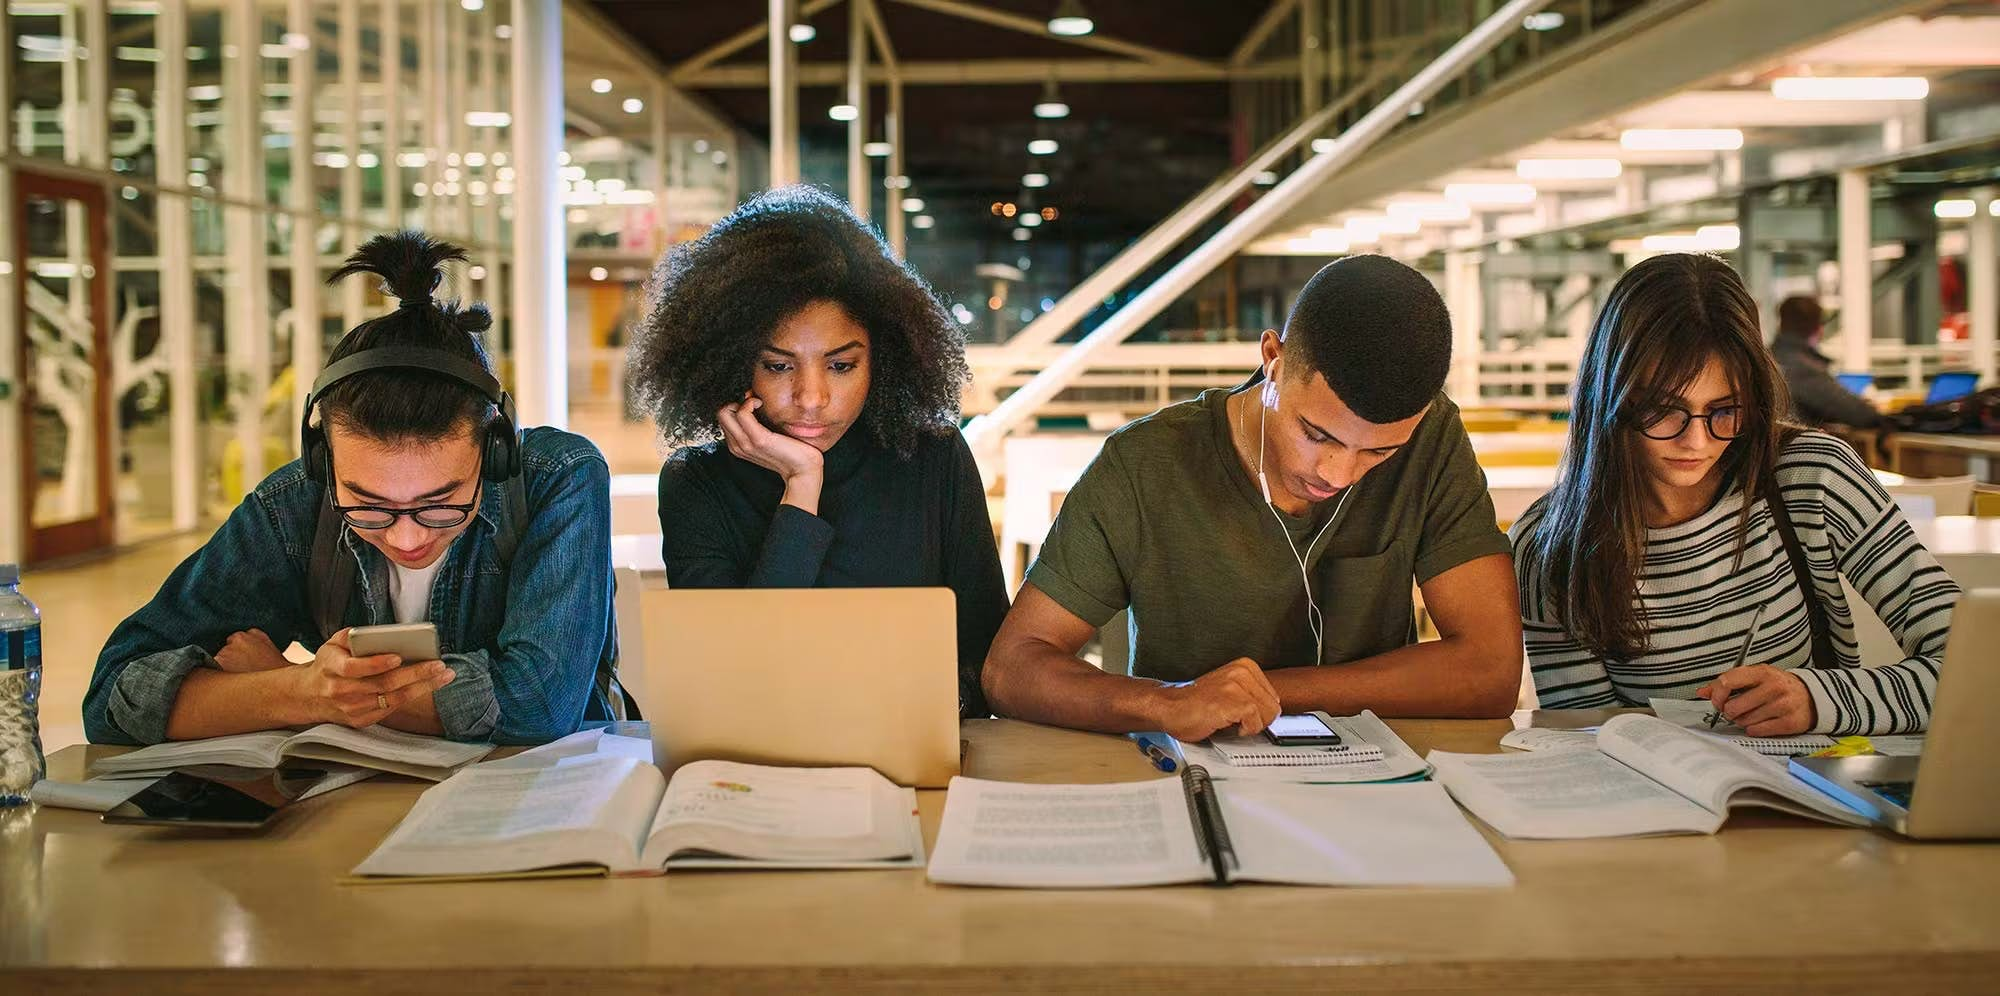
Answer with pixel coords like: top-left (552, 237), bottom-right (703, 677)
top-left (1281, 254), bottom-right (1451, 424)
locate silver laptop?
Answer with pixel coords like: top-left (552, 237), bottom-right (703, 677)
top-left (635, 587), bottom-right (962, 788)
top-left (1789, 589), bottom-right (2000, 839)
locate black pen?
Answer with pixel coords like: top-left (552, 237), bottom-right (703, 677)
top-left (1705, 604), bottom-right (1767, 729)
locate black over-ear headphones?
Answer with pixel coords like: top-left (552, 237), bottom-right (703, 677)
top-left (300, 348), bottom-right (521, 485)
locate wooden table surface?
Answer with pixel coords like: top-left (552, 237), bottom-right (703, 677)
top-left (5, 713), bottom-right (1997, 994)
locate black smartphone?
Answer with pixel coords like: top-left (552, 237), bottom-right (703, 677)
top-left (1265, 713), bottom-right (1344, 746)
top-left (101, 765), bottom-right (331, 829)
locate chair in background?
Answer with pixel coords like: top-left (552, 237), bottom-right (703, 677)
top-left (1974, 485), bottom-right (2000, 517)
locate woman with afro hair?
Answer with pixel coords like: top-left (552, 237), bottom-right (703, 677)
top-left (630, 185), bottom-right (1008, 717)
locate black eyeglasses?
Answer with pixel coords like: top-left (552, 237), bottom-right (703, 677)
top-left (1634, 404), bottom-right (1745, 441)
top-left (332, 493), bottom-right (479, 530)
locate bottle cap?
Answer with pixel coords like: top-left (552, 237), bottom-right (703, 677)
top-left (0, 564), bottom-right (16, 585)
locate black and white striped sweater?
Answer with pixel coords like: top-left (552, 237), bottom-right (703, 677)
top-left (1509, 431), bottom-right (1958, 735)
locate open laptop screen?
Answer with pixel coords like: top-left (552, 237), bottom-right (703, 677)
top-left (1925, 371), bottom-right (1978, 405)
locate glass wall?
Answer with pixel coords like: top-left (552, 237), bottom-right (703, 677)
top-left (2, 0), bottom-right (745, 562)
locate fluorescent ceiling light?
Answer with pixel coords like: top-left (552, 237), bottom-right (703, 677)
top-left (1022, 172), bottom-right (1050, 188)
top-left (1310, 138), bottom-right (1336, 154)
top-left (1346, 213), bottom-right (1419, 239)
top-left (1935, 199), bottom-right (1976, 219)
top-left (1522, 12), bottom-right (1564, 31)
top-left (789, 21), bottom-right (816, 43)
top-left (591, 78), bottom-right (612, 94)
top-left (1444, 182), bottom-right (1537, 206)
top-left (1516, 157), bottom-right (1622, 180)
top-left (1386, 198), bottom-right (1472, 223)
top-left (828, 103), bottom-right (859, 122)
top-left (902, 197), bottom-right (925, 212)
top-left (1020, 213), bottom-right (1043, 228)
top-left (1772, 76), bottom-right (1928, 101)
top-left (1621, 128), bottom-right (1742, 151)
top-left (864, 141), bottom-right (892, 157)
top-left (1639, 224), bottom-right (1740, 252)
top-left (914, 215), bottom-right (935, 229)
top-left (623, 98), bottom-right (644, 114)
top-left (1252, 170), bottom-right (1278, 186)
top-left (1028, 139), bottom-right (1059, 155)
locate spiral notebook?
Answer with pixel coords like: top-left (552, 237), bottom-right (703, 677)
top-left (1206, 737), bottom-right (1386, 767)
top-left (1645, 698), bottom-right (1838, 757)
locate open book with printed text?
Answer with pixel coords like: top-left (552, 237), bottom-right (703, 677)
top-left (1429, 714), bottom-right (1871, 839)
top-left (91, 724), bottom-right (493, 782)
top-left (352, 736), bottom-right (921, 880)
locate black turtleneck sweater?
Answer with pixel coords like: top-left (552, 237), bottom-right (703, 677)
top-left (656, 427), bottom-right (1008, 717)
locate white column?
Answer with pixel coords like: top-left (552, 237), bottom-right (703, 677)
top-left (1445, 247), bottom-right (1484, 405)
top-left (845, 0), bottom-right (869, 215)
top-left (768, 0), bottom-right (799, 186)
top-left (339, 0), bottom-right (363, 327)
top-left (291, 0), bottom-right (322, 441)
top-left (1838, 168), bottom-right (1872, 374)
top-left (382, 0), bottom-right (403, 228)
top-left (650, 77), bottom-right (670, 254)
top-left (82, 0), bottom-right (109, 168)
top-left (158, 0), bottom-right (197, 531)
top-left (511, 0), bottom-right (566, 428)
top-left (1299, 0), bottom-right (1322, 116)
top-left (0, 0), bottom-right (17, 562)
top-left (1970, 187), bottom-right (1997, 387)
top-left (226, 0), bottom-right (270, 487)
top-left (885, 77), bottom-right (905, 257)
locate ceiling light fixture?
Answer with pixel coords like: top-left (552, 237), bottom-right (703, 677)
top-left (1047, 0), bottom-right (1094, 37)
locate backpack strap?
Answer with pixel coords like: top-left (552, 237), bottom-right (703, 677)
top-left (1764, 480), bottom-right (1836, 670)
top-left (308, 494), bottom-right (358, 643)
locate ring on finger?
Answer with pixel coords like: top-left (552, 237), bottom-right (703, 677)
top-left (376, 693), bottom-right (387, 710)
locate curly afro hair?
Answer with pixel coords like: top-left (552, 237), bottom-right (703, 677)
top-left (627, 185), bottom-right (969, 459)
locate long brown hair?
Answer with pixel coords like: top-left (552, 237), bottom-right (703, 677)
top-left (1526, 253), bottom-right (1798, 660)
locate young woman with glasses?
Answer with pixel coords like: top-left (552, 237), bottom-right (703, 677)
top-left (86, 232), bottom-right (619, 745)
top-left (1509, 253), bottom-right (1957, 736)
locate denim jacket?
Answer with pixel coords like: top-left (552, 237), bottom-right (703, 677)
top-left (84, 427), bottom-right (619, 745)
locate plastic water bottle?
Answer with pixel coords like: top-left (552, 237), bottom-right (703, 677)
top-left (0, 564), bottom-right (44, 806)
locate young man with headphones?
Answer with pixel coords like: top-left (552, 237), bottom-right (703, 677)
top-left (982, 255), bottom-right (1523, 742)
top-left (85, 232), bottom-right (622, 745)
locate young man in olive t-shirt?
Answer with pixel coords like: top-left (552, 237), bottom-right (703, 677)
top-left (982, 254), bottom-right (1522, 743)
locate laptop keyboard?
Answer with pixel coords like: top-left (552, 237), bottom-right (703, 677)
top-left (1860, 780), bottom-right (1915, 808)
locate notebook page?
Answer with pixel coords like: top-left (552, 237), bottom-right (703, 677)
top-left (1429, 748), bottom-right (1722, 839)
top-left (1223, 781), bottom-right (1513, 887)
top-left (352, 754), bottom-right (665, 876)
top-left (926, 776), bottom-right (1208, 888)
top-left (285, 724), bottom-right (493, 777)
top-left (90, 731), bottom-right (294, 776)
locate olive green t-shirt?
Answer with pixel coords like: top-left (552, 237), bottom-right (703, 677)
top-left (1026, 386), bottom-right (1512, 682)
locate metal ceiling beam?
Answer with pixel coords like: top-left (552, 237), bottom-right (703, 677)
top-left (962, 0), bottom-right (1556, 452)
top-left (1271, 0), bottom-right (1931, 232)
top-left (677, 58), bottom-right (1299, 87)
top-left (669, 0), bottom-right (844, 82)
top-left (887, 0), bottom-right (1215, 71)
top-left (1231, 0), bottom-right (1298, 68)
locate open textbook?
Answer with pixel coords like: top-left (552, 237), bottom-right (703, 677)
top-left (1430, 714), bottom-right (1871, 839)
top-left (352, 732), bottom-right (922, 880)
top-left (1175, 711), bottom-right (1430, 783)
top-left (91, 724), bottom-right (493, 782)
top-left (927, 767), bottom-right (1512, 889)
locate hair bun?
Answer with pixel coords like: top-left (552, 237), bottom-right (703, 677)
top-left (328, 230), bottom-right (466, 307)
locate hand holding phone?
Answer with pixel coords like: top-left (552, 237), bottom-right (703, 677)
top-left (347, 622), bottom-right (442, 665)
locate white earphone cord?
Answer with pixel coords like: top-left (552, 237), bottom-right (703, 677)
top-left (1256, 395), bottom-right (1352, 667)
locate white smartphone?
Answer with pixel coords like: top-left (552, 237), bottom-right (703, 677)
top-left (347, 622), bottom-right (442, 664)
